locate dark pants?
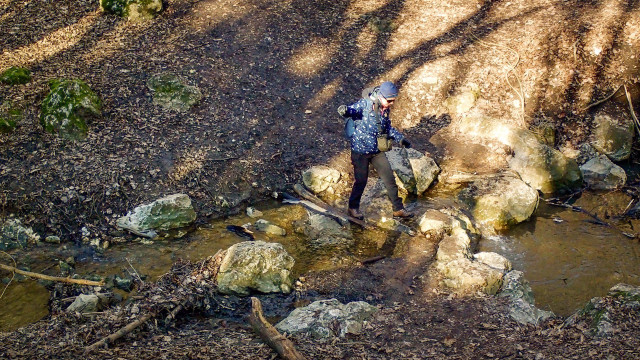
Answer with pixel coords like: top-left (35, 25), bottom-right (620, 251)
top-left (348, 151), bottom-right (404, 211)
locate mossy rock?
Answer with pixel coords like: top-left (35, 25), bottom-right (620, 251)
top-left (0, 67), bottom-right (31, 85)
top-left (0, 104), bottom-right (22, 133)
top-left (40, 79), bottom-right (101, 141)
top-left (147, 73), bottom-right (202, 112)
top-left (101, 0), bottom-right (163, 20)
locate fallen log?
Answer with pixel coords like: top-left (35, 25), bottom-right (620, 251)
top-left (0, 263), bottom-right (104, 286)
top-left (293, 183), bottom-right (368, 228)
top-left (85, 312), bottom-right (154, 353)
top-left (249, 297), bottom-right (306, 360)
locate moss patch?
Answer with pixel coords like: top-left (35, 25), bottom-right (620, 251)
top-left (147, 73), bottom-right (202, 112)
top-left (101, 0), bottom-right (162, 20)
top-left (0, 67), bottom-right (31, 85)
top-left (40, 79), bottom-right (101, 141)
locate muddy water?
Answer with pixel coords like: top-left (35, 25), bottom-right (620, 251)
top-left (2, 191), bottom-right (640, 330)
top-left (479, 191), bottom-right (640, 316)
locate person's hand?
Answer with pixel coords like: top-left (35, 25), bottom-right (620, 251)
top-left (337, 105), bottom-right (347, 117)
top-left (401, 138), bottom-right (412, 148)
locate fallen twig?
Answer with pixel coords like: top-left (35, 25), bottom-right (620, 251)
top-left (624, 84), bottom-right (640, 136)
top-left (0, 263), bottom-right (104, 286)
top-left (249, 297), bottom-right (306, 360)
top-left (544, 199), bottom-right (635, 238)
top-left (84, 312), bottom-right (154, 353)
top-left (582, 84), bottom-right (623, 112)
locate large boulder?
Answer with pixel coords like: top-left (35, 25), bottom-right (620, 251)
top-left (590, 103), bottom-right (634, 162)
top-left (499, 270), bottom-right (554, 325)
top-left (275, 299), bottom-right (378, 338)
top-left (216, 241), bottom-right (294, 296)
top-left (385, 148), bottom-right (440, 195)
top-left (116, 194), bottom-right (196, 237)
top-left (40, 79), bottom-right (101, 141)
top-left (100, 0), bottom-right (163, 21)
top-left (439, 257), bottom-right (504, 295)
top-left (0, 219), bottom-right (40, 251)
top-left (458, 175), bottom-right (539, 231)
top-left (580, 155), bottom-right (626, 190)
top-left (0, 66), bottom-right (31, 85)
top-left (147, 73), bottom-right (202, 112)
top-left (302, 166), bottom-right (342, 194)
top-left (455, 116), bottom-right (582, 194)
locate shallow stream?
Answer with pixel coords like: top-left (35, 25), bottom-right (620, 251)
top-left (2, 189), bottom-right (640, 331)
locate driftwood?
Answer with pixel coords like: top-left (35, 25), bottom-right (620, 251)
top-left (249, 297), bottom-right (306, 360)
top-left (292, 183), bottom-right (369, 228)
top-left (290, 184), bottom-right (417, 236)
top-left (85, 312), bottom-right (154, 353)
top-left (0, 263), bottom-right (104, 286)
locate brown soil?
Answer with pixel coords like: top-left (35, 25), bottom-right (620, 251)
top-left (1, 0), bottom-right (640, 358)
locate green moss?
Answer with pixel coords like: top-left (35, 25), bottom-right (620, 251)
top-left (0, 103), bottom-right (21, 133)
top-left (0, 117), bottom-right (16, 133)
top-left (147, 73), bottom-right (202, 112)
top-left (101, 0), bottom-right (162, 20)
top-left (40, 79), bottom-right (101, 141)
top-left (0, 67), bottom-right (31, 85)
top-left (101, 0), bottom-right (130, 17)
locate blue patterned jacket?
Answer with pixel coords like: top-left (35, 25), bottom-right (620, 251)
top-left (344, 91), bottom-right (405, 154)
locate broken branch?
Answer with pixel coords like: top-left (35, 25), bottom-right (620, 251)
top-left (85, 312), bottom-right (154, 353)
top-left (0, 263), bottom-right (104, 286)
top-left (249, 297), bottom-right (306, 360)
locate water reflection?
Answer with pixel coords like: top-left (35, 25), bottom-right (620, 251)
top-left (479, 195), bottom-right (640, 316)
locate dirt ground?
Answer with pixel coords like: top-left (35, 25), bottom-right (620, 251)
top-left (1, 0), bottom-right (640, 358)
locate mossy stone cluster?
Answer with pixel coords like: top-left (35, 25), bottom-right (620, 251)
top-left (0, 67), bottom-right (31, 85)
top-left (40, 79), bottom-right (102, 141)
top-left (101, 0), bottom-right (163, 20)
top-left (147, 73), bottom-right (202, 112)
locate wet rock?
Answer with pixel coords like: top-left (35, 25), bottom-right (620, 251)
top-left (0, 66), bottom-right (31, 85)
top-left (0, 218), bottom-right (41, 251)
top-left (302, 166), bottom-right (342, 194)
top-left (386, 148), bottom-right (440, 195)
top-left (580, 155), bottom-right (626, 190)
top-left (439, 257), bottom-right (504, 295)
top-left (275, 299), bottom-right (378, 339)
top-left (246, 207), bottom-right (263, 218)
top-left (254, 219), bottom-right (286, 236)
top-left (499, 271), bottom-right (554, 325)
top-left (147, 73), bottom-right (202, 112)
top-left (459, 175), bottom-right (539, 230)
top-left (101, 0), bottom-right (163, 21)
top-left (418, 208), bottom-right (478, 237)
top-left (216, 241), bottom-right (294, 296)
top-left (473, 252), bottom-right (512, 271)
top-left (590, 103), bottom-right (634, 162)
top-left (40, 79), bottom-right (102, 141)
top-left (116, 194), bottom-right (196, 237)
top-left (435, 228), bottom-right (472, 265)
top-left (67, 294), bottom-right (100, 313)
top-left (303, 213), bottom-right (353, 249)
